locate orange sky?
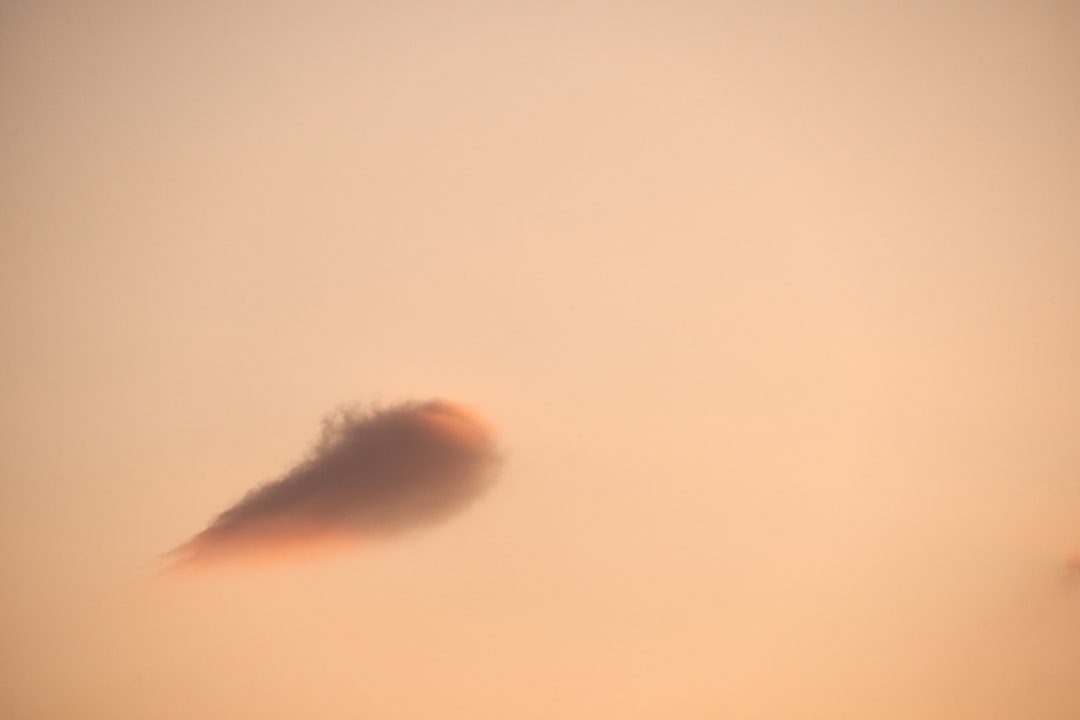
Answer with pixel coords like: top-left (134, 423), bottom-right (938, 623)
top-left (2, 1), bottom-right (1079, 718)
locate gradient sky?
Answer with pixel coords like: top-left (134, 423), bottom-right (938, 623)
top-left (2, 1), bottom-right (1079, 718)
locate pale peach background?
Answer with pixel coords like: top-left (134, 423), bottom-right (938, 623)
top-left (2, 2), bottom-right (1079, 718)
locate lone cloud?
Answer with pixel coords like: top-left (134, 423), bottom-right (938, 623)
top-left (166, 399), bottom-right (500, 568)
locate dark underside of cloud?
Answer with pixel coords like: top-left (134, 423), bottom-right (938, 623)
top-left (166, 399), bottom-right (500, 569)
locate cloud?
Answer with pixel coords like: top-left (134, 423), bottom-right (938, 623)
top-left (165, 399), bottom-right (500, 569)
top-left (1064, 551), bottom-right (1080, 586)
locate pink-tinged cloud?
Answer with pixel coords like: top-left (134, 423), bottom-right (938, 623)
top-left (166, 399), bottom-right (500, 569)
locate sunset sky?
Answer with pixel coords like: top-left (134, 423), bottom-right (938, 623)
top-left (2, 1), bottom-right (1079, 718)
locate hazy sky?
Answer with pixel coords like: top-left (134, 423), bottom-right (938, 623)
top-left (2, 1), bottom-right (1079, 718)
